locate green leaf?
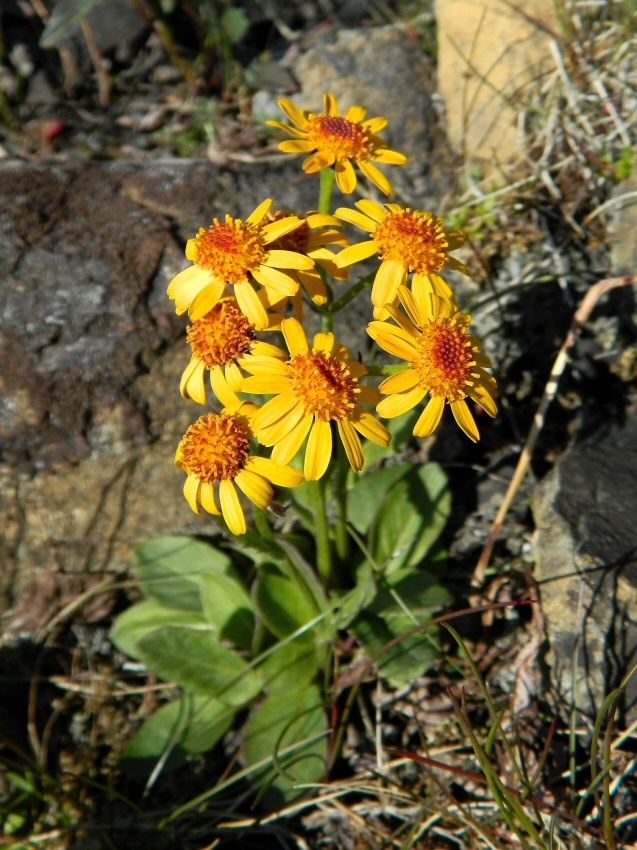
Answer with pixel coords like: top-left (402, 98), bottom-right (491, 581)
top-left (258, 639), bottom-right (319, 696)
top-left (347, 464), bottom-right (411, 534)
top-left (123, 694), bottom-right (234, 777)
top-left (199, 572), bottom-right (255, 651)
top-left (221, 7), bottom-right (250, 43)
top-left (110, 599), bottom-right (208, 660)
top-left (370, 463), bottom-right (450, 573)
top-left (136, 627), bottom-right (261, 706)
top-left (352, 612), bottom-right (440, 688)
top-left (243, 686), bottom-right (327, 806)
top-left (39, 0), bottom-right (103, 48)
top-left (254, 563), bottom-right (322, 640)
top-left (134, 535), bottom-right (233, 610)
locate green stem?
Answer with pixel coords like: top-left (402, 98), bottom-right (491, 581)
top-left (318, 167), bottom-right (336, 216)
top-left (333, 442), bottom-right (350, 565)
top-left (307, 479), bottom-right (333, 588)
top-left (253, 506), bottom-right (274, 541)
top-left (326, 271), bottom-right (374, 314)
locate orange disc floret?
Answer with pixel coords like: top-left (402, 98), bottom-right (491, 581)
top-left (178, 413), bottom-right (251, 482)
top-left (187, 218), bottom-right (266, 285)
top-left (186, 301), bottom-right (255, 368)
top-left (288, 350), bottom-right (359, 422)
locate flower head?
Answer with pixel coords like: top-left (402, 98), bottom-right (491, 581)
top-left (175, 408), bottom-right (304, 535)
top-left (268, 93), bottom-right (407, 196)
top-left (368, 287), bottom-right (497, 442)
top-left (335, 200), bottom-right (466, 319)
top-left (180, 297), bottom-right (286, 404)
top-left (240, 318), bottom-right (390, 480)
top-left (167, 199), bottom-right (315, 328)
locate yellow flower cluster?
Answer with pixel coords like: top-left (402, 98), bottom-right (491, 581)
top-left (167, 93), bottom-right (497, 535)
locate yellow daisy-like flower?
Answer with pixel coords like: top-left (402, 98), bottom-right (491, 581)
top-left (368, 287), bottom-right (498, 443)
top-left (268, 93), bottom-right (407, 196)
top-left (175, 407), bottom-right (304, 535)
top-left (167, 199), bottom-right (315, 329)
top-left (180, 297), bottom-right (286, 404)
top-left (240, 318), bottom-right (391, 480)
top-left (335, 200), bottom-right (467, 319)
top-left (261, 209), bottom-right (349, 321)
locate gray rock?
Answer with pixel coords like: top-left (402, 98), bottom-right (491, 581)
top-left (533, 415), bottom-right (637, 728)
top-left (0, 158), bottom-right (322, 634)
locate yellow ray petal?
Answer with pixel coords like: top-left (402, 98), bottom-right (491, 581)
top-left (414, 395), bottom-right (445, 437)
top-left (357, 385), bottom-right (382, 406)
top-left (379, 369), bottom-right (420, 394)
top-left (180, 356), bottom-right (206, 402)
top-left (303, 150), bottom-right (336, 173)
top-left (251, 392), bottom-right (299, 430)
top-left (265, 249), bottom-right (315, 270)
top-left (335, 159), bottom-right (357, 194)
top-left (234, 468), bottom-right (273, 510)
top-left (241, 374), bottom-right (291, 395)
top-left (324, 92), bottom-right (337, 116)
top-left (371, 260), bottom-right (406, 311)
top-left (377, 385), bottom-right (426, 418)
top-left (469, 382), bottom-right (498, 418)
top-left (334, 207), bottom-right (377, 232)
top-left (224, 361), bottom-right (244, 393)
top-left (271, 414), bottom-right (313, 465)
top-left (296, 269), bottom-right (328, 304)
top-left (252, 265), bottom-right (298, 296)
top-left (282, 317), bottom-right (309, 356)
top-left (279, 139), bottom-right (316, 153)
top-left (337, 420), bottom-right (364, 472)
top-left (189, 279), bottom-right (227, 321)
top-left (257, 402), bottom-right (307, 446)
top-left (335, 240), bottom-right (378, 268)
top-left (345, 104), bottom-right (367, 122)
top-left (266, 119), bottom-right (307, 138)
top-left (356, 199), bottom-right (387, 222)
top-left (219, 479), bottom-right (246, 534)
top-left (210, 367), bottom-right (242, 410)
top-left (183, 474), bottom-right (201, 514)
top-left (373, 148), bottom-right (408, 165)
top-left (277, 98), bottom-right (310, 130)
top-left (200, 482), bottom-right (221, 515)
top-left (451, 399), bottom-right (479, 442)
top-left (305, 418), bottom-right (332, 480)
top-left (367, 324), bottom-right (417, 361)
top-left (234, 279), bottom-right (269, 329)
top-left (312, 332), bottom-right (335, 355)
top-left (358, 159), bottom-right (392, 196)
top-left (351, 410), bottom-right (391, 446)
top-left (362, 116), bottom-right (388, 134)
top-left (246, 198), bottom-right (273, 226)
top-left (246, 456), bottom-right (304, 488)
